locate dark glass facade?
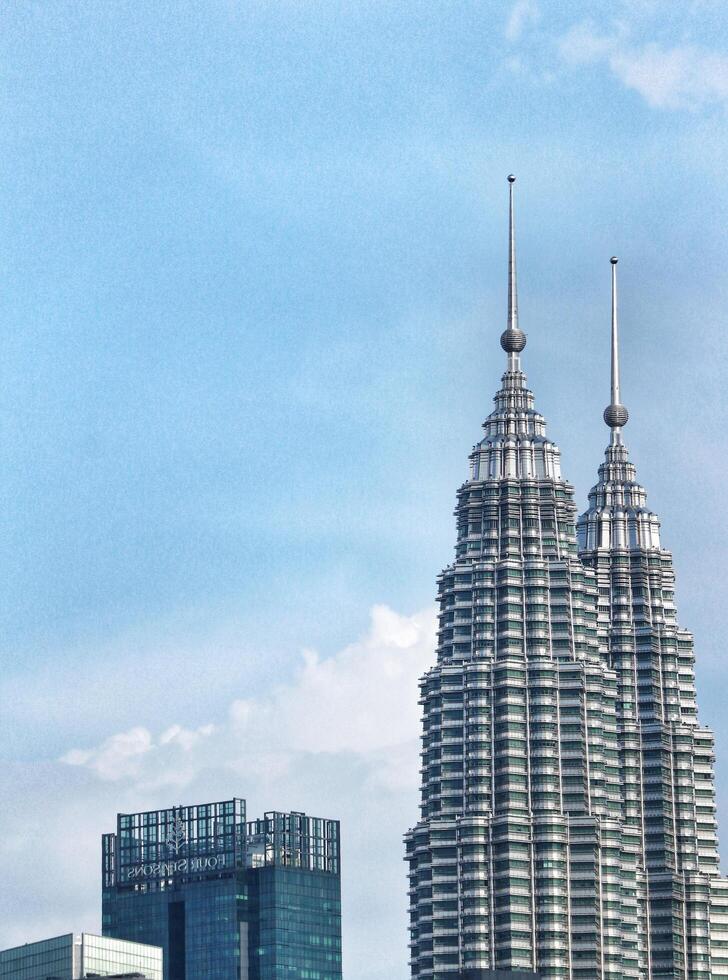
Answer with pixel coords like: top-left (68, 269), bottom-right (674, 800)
top-left (102, 800), bottom-right (341, 980)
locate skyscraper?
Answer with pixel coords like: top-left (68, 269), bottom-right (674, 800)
top-left (405, 178), bottom-right (728, 980)
top-left (576, 258), bottom-right (728, 978)
top-left (102, 799), bottom-right (342, 980)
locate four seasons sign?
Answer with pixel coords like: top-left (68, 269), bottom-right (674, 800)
top-left (126, 853), bottom-right (227, 880)
top-left (124, 812), bottom-right (231, 881)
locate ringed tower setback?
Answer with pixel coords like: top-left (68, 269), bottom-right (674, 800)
top-left (405, 178), bottom-right (647, 979)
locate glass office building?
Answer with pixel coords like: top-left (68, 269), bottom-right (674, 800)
top-left (102, 799), bottom-right (341, 980)
top-left (0, 932), bottom-right (162, 980)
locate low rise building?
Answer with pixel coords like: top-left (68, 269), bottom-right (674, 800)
top-left (0, 932), bottom-right (162, 980)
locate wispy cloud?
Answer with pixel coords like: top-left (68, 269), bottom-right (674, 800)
top-left (61, 723), bottom-right (216, 781)
top-left (558, 22), bottom-right (728, 110)
top-left (505, 0), bottom-right (540, 43)
top-left (60, 604), bottom-right (436, 792)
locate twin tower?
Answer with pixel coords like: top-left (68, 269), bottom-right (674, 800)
top-left (405, 178), bottom-right (728, 980)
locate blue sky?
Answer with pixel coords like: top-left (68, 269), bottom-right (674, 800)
top-left (2, 2), bottom-right (728, 977)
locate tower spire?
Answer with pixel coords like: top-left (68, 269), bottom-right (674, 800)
top-left (507, 174), bottom-right (518, 335)
top-left (500, 174), bottom-right (526, 370)
top-left (603, 256), bottom-right (629, 443)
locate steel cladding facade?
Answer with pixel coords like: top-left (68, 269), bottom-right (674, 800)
top-left (405, 182), bottom-right (728, 979)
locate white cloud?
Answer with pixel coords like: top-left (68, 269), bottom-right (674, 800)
top-left (61, 723), bottom-right (216, 781)
top-left (61, 727), bottom-right (153, 780)
top-left (611, 43), bottom-right (728, 109)
top-left (505, 0), bottom-right (540, 43)
top-left (159, 723), bottom-right (216, 749)
top-left (558, 22), bottom-right (728, 110)
top-left (61, 604), bottom-right (436, 790)
top-left (229, 604), bottom-right (433, 760)
top-left (557, 22), bottom-right (614, 66)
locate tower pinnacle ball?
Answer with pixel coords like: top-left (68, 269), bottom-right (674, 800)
top-left (507, 174), bottom-right (516, 183)
top-left (604, 403), bottom-right (629, 427)
top-left (500, 327), bottom-right (527, 352)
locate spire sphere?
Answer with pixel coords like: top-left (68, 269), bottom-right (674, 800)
top-left (604, 255), bottom-right (628, 432)
top-left (502, 174), bottom-right (526, 359)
